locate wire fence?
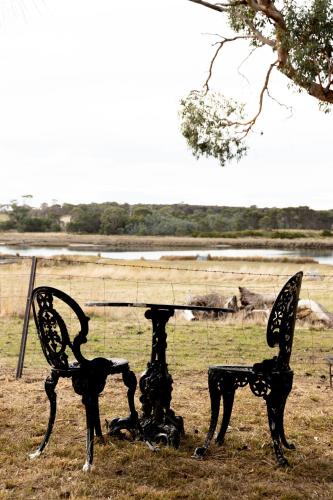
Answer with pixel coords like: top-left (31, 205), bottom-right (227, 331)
top-left (0, 255), bottom-right (332, 380)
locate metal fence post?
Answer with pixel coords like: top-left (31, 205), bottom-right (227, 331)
top-left (16, 256), bottom-right (38, 379)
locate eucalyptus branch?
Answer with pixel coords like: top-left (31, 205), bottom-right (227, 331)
top-left (282, 61), bottom-right (333, 104)
top-left (244, 18), bottom-right (276, 48)
top-left (216, 1), bottom-right (246, 6)
top-left (188, 0), bottom-right (228, 13)
top-left (325, 56), bottom-right (333, 90)
top-left (204, 35), bottom-right (253, 93)
top-left (183, 0), bottom-right (333, 166)
top-left (240, 60), bottom-right (278, 137)
top-left (201, 61), bottom-right (279, 140)
top-left (246, 0), bottom-right (286, 29)
top-left (189, 0), bottom-right (247, 10)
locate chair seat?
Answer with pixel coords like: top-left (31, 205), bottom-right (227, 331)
top-left (108, 357), bottom-right (129, 375)
top-left (53, 358), bottom-right (129, 375)
top-left (208, 365), bottom-right (255, 390)
top-left (110, 357), bottom-right (128, 366)
top-left (209, 365), bottom-right (252, 373)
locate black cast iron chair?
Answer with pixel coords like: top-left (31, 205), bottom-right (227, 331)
top-left (30, 286), bottom-right (138, 471)
top-left (193, 271), bottom-right (303, 466)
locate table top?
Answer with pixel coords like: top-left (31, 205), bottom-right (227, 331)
top-left (85, 301), bottom-right (234, 313)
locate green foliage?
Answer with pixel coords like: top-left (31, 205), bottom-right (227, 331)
top-left (18, 216), bottom-right (60, 232)
top-left (4, 202), bottom-right (60, 232)
top-left (1, 201), bottom-right (333, 236)
top-left (269, 230), bottom-right (306, 239)
top-left (227, 4), bottom-right (272, 47)
top-left (100, 207), bottom-right (129, 234)
top-left (67, 205), bottom-right (102, 234)
top-left (143, 213), bottom-right (195, 236)
top-left (192, 229), bottom-right (316, 239)
top-left (180, 91), bottom-right (248, 166)
top-left (283, 0), bottom-right (333, 90)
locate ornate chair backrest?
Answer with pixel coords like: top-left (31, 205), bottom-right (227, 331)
top-left (266, 271), bottom-right (303, 370)
top-left (31, 286), bottom-right (89, 370)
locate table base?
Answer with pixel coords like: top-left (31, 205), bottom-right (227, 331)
top-left (106, 357), bottom-right (185, 448)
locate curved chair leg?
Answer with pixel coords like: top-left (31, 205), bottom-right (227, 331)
top-left (192, 371), bottom-right (221, 459)
top-left (215, 386), bottom-right (236, 445)
top-left (277, 390), bottom-right (295, 450)
top-left (30, 371), bottom-right (59, 459)
top-left (108, 368), bottom-right (139, 436)
top-left (93, 397), bottom-right (103, 439)
top-left (123, 368), bottom-right (138, 424)
top-left (82, 394), bottom-right (97, 472)
top-left (266, 390), bottom-right (289, 466)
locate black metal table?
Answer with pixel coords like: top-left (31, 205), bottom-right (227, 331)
top-left (85, 301), bottom-right (233, 447)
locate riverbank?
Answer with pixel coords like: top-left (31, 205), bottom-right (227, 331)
top-left (1, 231), bottom-right (333, 250)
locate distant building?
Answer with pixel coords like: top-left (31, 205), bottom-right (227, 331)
top-left (59, 215), bottom-right (71, 230)
top-left (0, 213), bottom-right (10, 222)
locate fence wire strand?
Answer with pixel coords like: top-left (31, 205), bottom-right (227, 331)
top-left (0, 255), bottom-right (332, 377)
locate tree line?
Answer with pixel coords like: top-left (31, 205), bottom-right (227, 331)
top-left (0, 201), bottom-right (333, 237)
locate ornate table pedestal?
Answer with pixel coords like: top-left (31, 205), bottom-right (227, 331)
top-left (85, 301), bottom-right (233, 449)
top-left (138, 307), bottom-right (184, 448)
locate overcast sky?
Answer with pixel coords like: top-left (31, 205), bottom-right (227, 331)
top-left (0, 0), bottom-right (331, 210)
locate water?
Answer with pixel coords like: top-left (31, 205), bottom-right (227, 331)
top-left (1, 244), bottom-right (333, 265)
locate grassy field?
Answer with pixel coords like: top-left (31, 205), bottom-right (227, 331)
top-left (0, 256), bottom-right (332, 499)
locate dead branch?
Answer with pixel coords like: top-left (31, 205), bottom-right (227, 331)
top-left (237, 46), bottom-right (258, 84)
top-left (266, 89), bottom-right (293, 118)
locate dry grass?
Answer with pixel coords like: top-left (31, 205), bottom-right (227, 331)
top-left (1, 254), bottom-right (333, 314)
top-left (160, 255), bottom-right (318, 264)
top-left (1, 231), bottom-right (333, 250)
top-left (0, 367), bottom-right (332, 500)
top-left (0, 256), bottom-right (333, 498)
